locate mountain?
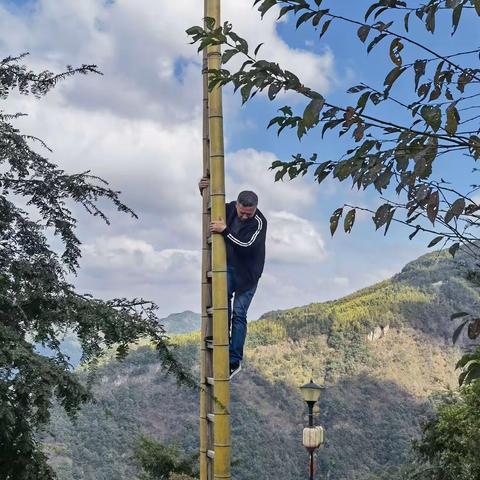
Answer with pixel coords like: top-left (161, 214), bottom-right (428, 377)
top-left (161, 310), bottom-right (200, 335)
top-left (43, 249), bottom-right (478, 480)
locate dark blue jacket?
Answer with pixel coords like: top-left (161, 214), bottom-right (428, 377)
top-left (222, 201), bottom-right (267, 293)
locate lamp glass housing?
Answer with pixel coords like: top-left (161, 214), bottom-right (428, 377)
top-left (300, 379), bottom-right (323, 403)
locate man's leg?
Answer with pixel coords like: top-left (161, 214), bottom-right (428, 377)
top-left (227, 266), bottom-right (235, 336)
top-left (229, 284), bottom-right (257, 366)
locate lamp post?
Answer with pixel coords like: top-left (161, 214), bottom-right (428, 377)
top-left (300, 379), bottom-right (324, 480)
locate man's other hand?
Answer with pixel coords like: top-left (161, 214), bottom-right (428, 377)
top-left (198, 177), bottom-right (209, 194)
top-left (210, 219), bottom-right (226, 233)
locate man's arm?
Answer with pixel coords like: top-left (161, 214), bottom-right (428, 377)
top-left (222, 215), bottom-right (266, 252)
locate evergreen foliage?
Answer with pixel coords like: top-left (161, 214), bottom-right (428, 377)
top-left (0, 54), bottom-right (184, 479)
top-left (44, 250), bottom-right (475, 480)
top-left (414, 380), bottom-right (480, 480)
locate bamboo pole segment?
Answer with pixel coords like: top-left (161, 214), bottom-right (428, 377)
top-left (199, 14), bottom-right (210, 479)
top-left (206, 0), bottom-right (230, 479)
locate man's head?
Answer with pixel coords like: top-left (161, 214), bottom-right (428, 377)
top-left (236, 191), bottom-right (258, 221)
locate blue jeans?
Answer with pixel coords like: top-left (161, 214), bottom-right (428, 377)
top-left (227, 266), bottom-right (257, 365)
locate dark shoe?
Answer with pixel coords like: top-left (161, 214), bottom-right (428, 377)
top-left (229, 362), bottom-right (242, 379)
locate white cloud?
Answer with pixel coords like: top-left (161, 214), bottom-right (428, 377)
top-left (267, 211), bottom-right (326, 264)
top-left (226, 148), bottom-right (316, 213)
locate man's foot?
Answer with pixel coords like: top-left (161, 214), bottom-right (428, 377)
top-left (229, 362), bottom-right (242, 379)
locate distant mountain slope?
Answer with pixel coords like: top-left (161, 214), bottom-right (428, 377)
top-left (44, 250), bottom-right (477, 480)
top-left (161, 310), bottom-right (200, 335)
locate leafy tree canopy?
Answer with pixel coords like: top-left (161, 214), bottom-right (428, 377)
top-left (134, 435), bottom-right (198, 480)
top-left (0, 54), bottom-right (186, 480)
top-left (187, 0), bottom-right (480, 379)
top-left (414, 378), bottom-right (480, 480)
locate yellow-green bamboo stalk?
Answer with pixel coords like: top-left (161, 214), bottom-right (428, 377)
top-left (206, 1), bottom-right (230, 479)
top-left (199, 19), bottom-right (210, 480)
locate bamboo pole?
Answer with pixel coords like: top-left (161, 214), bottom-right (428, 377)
top-left (199, 4), bottom-right (210, 476)
top-left (206, 1), bottom-right (230, 479)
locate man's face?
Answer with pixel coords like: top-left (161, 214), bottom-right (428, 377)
top-left (236, 202), bottom-right (256, 221)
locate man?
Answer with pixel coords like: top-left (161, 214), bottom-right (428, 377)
top-left (199, 178), bottom-right (267, 378)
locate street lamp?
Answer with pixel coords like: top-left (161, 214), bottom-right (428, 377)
top-left (300, 379), bottom-right (325, 480)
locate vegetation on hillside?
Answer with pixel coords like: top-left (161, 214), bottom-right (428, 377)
top-left (43, 250), bottom-right (475, 480)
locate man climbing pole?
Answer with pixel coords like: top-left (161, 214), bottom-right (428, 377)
top-left (199, 178), bottom-right (267, 378)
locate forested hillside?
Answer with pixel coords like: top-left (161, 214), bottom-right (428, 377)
top-left (44, 250), bottom-right (477, 480)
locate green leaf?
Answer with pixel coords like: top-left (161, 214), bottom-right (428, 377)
top-left (313, 10), bottom-right (328, 27)
top-left (344, 209), bottom-right (356, 233)
top-left (222, 49), bottom-right (238, 64)
top-left (413, 60), bottom-right (427, 90)
top-left (425, 4), bottom-right (437, 33)
top-left (278, 5), bottom-right (294, 20)
top-left (420, 105), bottom-right (442, 132)
top-left (384, 66), bottom-right (406, 89)
top-left (474, 0), bottom-right (480, 16)
top-left (258, 0), bottom-right (277, 18)
top-left (426, 191), bottom-right (439, 224)
top-left (451, 311), bottom-right (469, 321)
top-left (445, 197), bottom-right (465, 223)
top-left (357, 25), bottom-right (371, 43)
top-left (367, 33), bottom-right (388, 53)
top-left (467, 318), bottom-right (480, 339)
top-left (268, 83), bottom-right (283, 100)
top-left (319, 19), bottom-right (332, 38)
top-left (348, 84), bottom-right (367, 93)
top-left (296, 11), bottom-right (316, 29)
top-left (404, 11), bottom-right (411, 31)
top-left (452, 319), bottom-right (469, 343)
top-left (303, 97), bottom-right (325, 127)
top-left (428, 236), bottom-right (444, 247)
top-left (186, 26), bottom-right (204, 36)
top-left (254, 43), bottom-right (264, 56)
top-left (449, 242), bottom-right (460, 257)
top-left (330, 207), bottom-right (343, 236)
top-left (373, 203), bottom-right (391, 230)
top-left (445, 103), bottom-right (460, 135)
top-left (389, 38), bottom-right (403, 66)
top-left (451, 4), bottom-right (463, 34)
top-left (279, 105), bottom-right (293, 116)
top-left (409, 225), bottom-right (421, 240)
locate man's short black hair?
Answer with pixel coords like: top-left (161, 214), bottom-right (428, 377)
top-left (237, 190), bottom-right (258, 207)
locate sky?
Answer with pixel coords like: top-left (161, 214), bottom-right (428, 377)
top-left (1, 0), bottom-right (477, 319)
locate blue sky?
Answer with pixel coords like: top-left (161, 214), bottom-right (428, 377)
top-left (1, 0), bottom-right (477, 319)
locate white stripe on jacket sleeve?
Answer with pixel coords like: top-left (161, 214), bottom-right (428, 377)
top-left (226, 215), bottom-right (263, 247)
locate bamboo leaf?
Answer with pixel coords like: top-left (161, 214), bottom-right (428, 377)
top-left (451, 311), bottom-right (469, 321)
